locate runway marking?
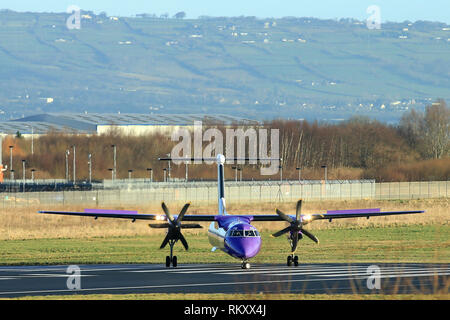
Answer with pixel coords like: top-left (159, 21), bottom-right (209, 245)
top-left (0, 276), bottom-right (384, 296)
top-left (0, 264), bottom-right (447, 297)
top-left (0, 271), bottom-right (446, 297)
top-left (128, 265), bottom-right (412, 274)
top-left (218, 267), bottom-right (450, 277)
top-left (21, 273), bottom-right (95, 278)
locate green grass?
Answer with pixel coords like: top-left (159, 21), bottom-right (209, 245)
top-left (0, 224), bottom-right (448, 265)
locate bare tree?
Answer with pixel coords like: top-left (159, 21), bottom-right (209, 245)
top-left (423, 100), bottom-right (450, 159)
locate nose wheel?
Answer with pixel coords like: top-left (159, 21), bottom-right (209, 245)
top-left (166, 255), bottom-right (178, 268)
top-left (287, 255), bottom-right (299, 267)
top-left (241, 261), bottom-right (251, 269)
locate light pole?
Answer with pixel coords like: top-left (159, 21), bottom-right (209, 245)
top-left (65, 149), bottom-right (70, 182)
top-left (72, 145), bottom-right (76, 183)
top-left (22, 160), bottom-right (26, 193)
top-left (111, 145), bottom-right (116, 181)
top-left (88, 153), bottom-right (92, 183)
top-left (296, 167), bottom-right (301, 182)
top-left (321, 165), bottom-right (327, 183)
top-left (9, 146), bottom-right (13, 180)
top-left (147, 168), bottom-right (153, 182)
top-left (167, 153), bottom-right (171, 182)
top-left (31, 126), bottom-right (34, 155)
top-left (232, 166), bottom-right (238, 182)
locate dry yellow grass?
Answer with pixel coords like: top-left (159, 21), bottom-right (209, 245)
top-left (0, 198), bottom-right (448, 240)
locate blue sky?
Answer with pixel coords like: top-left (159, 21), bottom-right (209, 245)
top-left (2, 0), bottom-right (449, 23)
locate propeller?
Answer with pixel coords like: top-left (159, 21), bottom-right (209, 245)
top-left (272, 200), bottom-right (319, 252)
top-left (149, 202), bottom-right (202, 251)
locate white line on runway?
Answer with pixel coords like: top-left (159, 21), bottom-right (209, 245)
top-left (21, 274), bottom-right (95, 278)
top-left (128, 265), bottom-right (419, 274)
top-left (218, 267), bottom-right (450, 277)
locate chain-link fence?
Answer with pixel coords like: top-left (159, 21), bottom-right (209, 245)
top-left (0, 180), bottom-right (448, 208)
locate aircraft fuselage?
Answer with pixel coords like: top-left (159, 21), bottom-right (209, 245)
top-left (208, 215), bottom-right (261, 260)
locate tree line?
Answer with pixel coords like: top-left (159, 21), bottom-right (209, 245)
top-left (2, 101), bottom-right (448, 182)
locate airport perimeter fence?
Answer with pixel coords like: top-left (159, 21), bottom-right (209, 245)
top-left (0, 180), bottom-right (448, 208)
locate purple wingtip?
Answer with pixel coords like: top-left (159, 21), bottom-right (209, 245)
top-left (326, 208), bottom-right (380, 214)
top-left (84, 209), bottom-right (138, 214)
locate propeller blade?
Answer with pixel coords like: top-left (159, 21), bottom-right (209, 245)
top-left (179, 232), bottom-right (189, 251)
top-left (276, 209), bottom-right (294, 223)
top-left (148, 223), bottom-right (171, 228)
top-left (272, 226), bottom-right (291, 238)
top-left (176, 203), bottom-right (190, 223)
top-left (296, 199), bottom-right (302, 221)
top-left (291, 232), bottom-right (299, 253)
top-left (159, 233), bottom-right (171, 249)
top-left (301, 228), bottom-right (319, 244)
top-left (180, 224), bottom-right (203, 229)
top-left (161, 202), bottom-right (174, 222)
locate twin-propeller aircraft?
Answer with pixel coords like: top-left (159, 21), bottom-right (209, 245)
top-left (39, 154), bottom-right (424, 269)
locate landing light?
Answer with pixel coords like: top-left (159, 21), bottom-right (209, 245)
top-left (156, 215), bottom-right (166, 221)
top-left (303, 215), bottom-right (312, 221)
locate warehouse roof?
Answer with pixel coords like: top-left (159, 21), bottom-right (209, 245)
top-left (1, 113), bottom-right (258, 135)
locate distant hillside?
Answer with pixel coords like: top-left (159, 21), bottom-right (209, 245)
top-left (0, 10), bottom-right (449, 122)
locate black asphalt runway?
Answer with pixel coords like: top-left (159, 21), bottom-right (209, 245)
top-left (0, 263), bottom-right (448, 298)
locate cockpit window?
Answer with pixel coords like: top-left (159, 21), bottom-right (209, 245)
top-left (229, 229), bottom-right (260, 237)
top-left (233, 230), bottom-right (244, 237)
top-left (245, 230), bottom-right (255, 237)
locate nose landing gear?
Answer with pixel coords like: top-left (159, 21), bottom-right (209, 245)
top-left (241, 261), bottom-right (251, 269)
top-left (287, 255), bottom-right (299, 267)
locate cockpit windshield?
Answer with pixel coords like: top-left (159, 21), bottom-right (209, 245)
top-left (229, 229), bottom-right (260, 237)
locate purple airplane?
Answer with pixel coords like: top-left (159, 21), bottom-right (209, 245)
top-left (39, 154), bottom-right (424, 269)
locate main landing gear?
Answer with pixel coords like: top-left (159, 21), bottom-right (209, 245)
top-left (287, 254), bottom-right (299, 267)
top-left (165, 239), bottom-right (178, 268)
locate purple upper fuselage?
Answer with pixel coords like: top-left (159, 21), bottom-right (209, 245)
top-left (213, 216), bottom-right (262, 260)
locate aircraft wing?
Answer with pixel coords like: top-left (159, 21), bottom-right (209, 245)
top-left (250, 209), bottom-right (424, 222)
top-left (304, 209), bottom-right (424, 222)
top-left (38, 209), bottom-right (217, 221)
top-left (38, 208), bottom-right (424, 223)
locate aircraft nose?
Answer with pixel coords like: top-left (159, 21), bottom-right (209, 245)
top-left (226, 237), bottom-right (261, 259)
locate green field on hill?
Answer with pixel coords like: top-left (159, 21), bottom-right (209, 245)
top-left (1, 11), bottom-right (449, 120)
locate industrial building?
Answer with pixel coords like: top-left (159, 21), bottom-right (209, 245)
top-left (0, 113), bottom-right (259, 136)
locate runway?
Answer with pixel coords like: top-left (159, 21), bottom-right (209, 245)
top-left (0, 263), bottom-right (448, 298)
